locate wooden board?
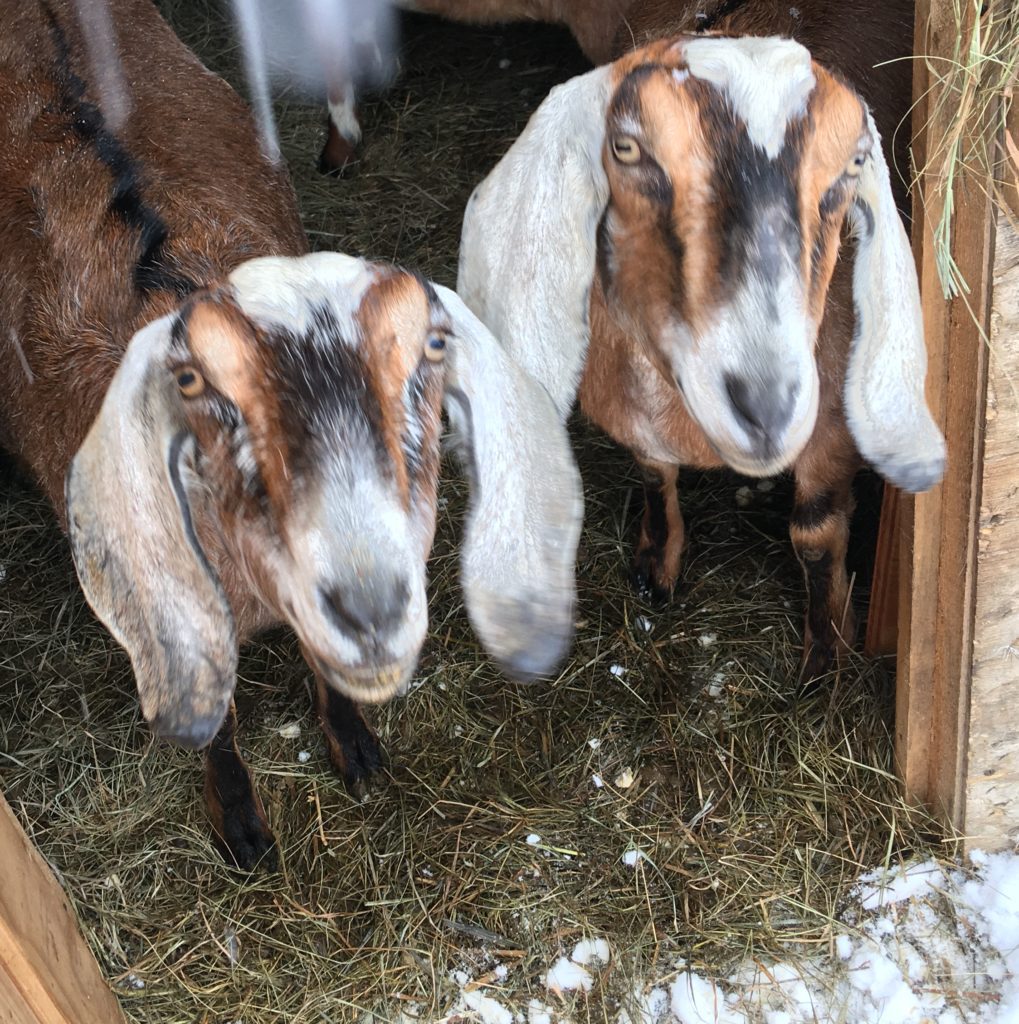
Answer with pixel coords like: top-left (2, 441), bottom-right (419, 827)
top-left (963, 210), bottom-right (1019, 849)
top-left (863, 482), bottom-right (901, 659)
top-left (895, 0), bottom-right (997, 825)
top-left (0, 794), bottom-right (125, 1024)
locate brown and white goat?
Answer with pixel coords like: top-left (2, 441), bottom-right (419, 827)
top-left (0, 0), bottom-right (581, 868)
top-left (456, 5), bottom-right (947, 681)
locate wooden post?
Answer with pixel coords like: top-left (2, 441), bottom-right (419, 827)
top-left (0, 794), bottom-right (126, 1024)
top-left (895, 0), bottom-right (1018, 847)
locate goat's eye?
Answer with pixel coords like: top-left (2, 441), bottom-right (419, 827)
top-left (424, 334), bottom-right (447, 363)
top-left (176, 366), bottom-right (205, 397)
top-left (611, 135), bottom-right (641, 165)
top-left (845, 153), bottom-right (867, 177)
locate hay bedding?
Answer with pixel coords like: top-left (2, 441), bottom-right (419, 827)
top-left (0, 4), bottom-right (945, 1021)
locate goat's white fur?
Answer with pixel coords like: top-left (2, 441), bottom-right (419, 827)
top-left (844, 110), bottom-right (946, 492)
top-left (67, 315), bottom-right (239, 738)
top-left (458, 65), bottom-right (612, 422)
top-left (681, 36), bottom-right (815, 159)
top-left (436, 285), bottom-right (584, 677)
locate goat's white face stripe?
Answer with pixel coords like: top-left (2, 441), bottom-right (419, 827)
top-left (228, 252), bottom-right (378, 347)
top-left (681, 36), bottom-right (815, 158)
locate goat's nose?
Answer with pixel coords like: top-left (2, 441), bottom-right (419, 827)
top-left (320, 576), bottom-right (410, 641)
top-left (724, 372), bottom-right (799, 452)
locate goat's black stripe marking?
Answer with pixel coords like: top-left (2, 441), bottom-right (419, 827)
top-left (692, 81), bottom-right (805, 299)
top-left (852, 195), bottom-right (875, 239)
top-left (275, 305), bottom-right (389, 468)
top-left (791, 490), bottom-right (835, 531)
top-left (444, 385), bottom-right (480, 494)
top-left (167, 430), bottom-right (223, 588)
top-left (44, 9), bottom-right (196, 298)
top-left (595, 207), bottom-right (615, 289)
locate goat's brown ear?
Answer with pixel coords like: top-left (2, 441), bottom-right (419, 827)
top-left (435, 285), bottom-right (583, 682)
top-left (844, 108), bottom-right (946, 493)
top-left (457, 65), bottom-right (613, 422)
top-left (66, 314), bottom-right (237, 748)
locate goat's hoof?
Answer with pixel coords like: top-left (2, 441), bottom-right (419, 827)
top-left (629, 552), bottom-right (675, 605)
top-left (214, 805), bottom-right (279, 873)
top-left (325, 711), bottom-right (383, 793)
top-left (798, 643), bottom-right (837, 692)
top-left (317, 140), bottom-right (360, 178)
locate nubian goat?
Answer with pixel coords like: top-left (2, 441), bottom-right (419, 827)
top-left (456, 3), bottom-right (946, 680)
top-left (0, 0), bottom-right (581, 868)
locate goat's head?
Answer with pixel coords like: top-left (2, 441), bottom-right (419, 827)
top-left (67, 253), bottom-right (582, 747)
top-left (458, 35), bottom-right (946, 489)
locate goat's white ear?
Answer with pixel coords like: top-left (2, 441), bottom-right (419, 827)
top-left (435, 285), bottom-right (583, 681)
top-left (457, 65), bottom-right (613, 421)
top-left (66, 316), bottom-right (237, 748)
top-left (844, 109), bottom-right (946, 492)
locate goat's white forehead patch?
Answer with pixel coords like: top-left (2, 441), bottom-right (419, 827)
top-left (681, 36), bottom-right (815, 158)
top-left (227, 252), bottom-right (379, 346)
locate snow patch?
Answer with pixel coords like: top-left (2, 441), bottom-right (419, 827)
top-left (545, 957), bottom-right (593, 993)
top-left (571, 938), bottom-right (611, 967)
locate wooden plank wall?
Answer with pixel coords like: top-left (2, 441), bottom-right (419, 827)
top-left (0, 795), bottom-right (125, 1024)
top-left (895, 0), bottom-right (998, 829)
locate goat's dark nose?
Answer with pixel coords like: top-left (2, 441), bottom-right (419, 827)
top-left (724, 373), bottom-right (799, 453)
top-left (320, 576), bottom-right (410, 641)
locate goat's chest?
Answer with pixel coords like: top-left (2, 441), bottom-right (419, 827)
top-left (578, 311), bottom-right (723, 470)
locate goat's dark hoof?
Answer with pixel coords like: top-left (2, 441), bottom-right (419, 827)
top-left (797, 642), bottom-right (837, 694)
top-left (324, 705), bottom-right (383, 793)
top-left (213, 802), bottom-right (279, 873)
top-left (629, 551), bottom-right (676, 605)
top-left (317, 138), bottom-right (360, 178)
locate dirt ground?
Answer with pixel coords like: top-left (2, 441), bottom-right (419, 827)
top-left (0, 4), bottom-right (944, 1021)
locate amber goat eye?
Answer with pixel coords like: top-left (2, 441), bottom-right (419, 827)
top-left (425, 335), bottom-right (447, 363)
top-left (176, 366), bottom-right (205, 397)
top-left (611, 135), bottom-right (641, 165)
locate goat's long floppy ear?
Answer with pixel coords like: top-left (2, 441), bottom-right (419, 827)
top-left (457, 65), bottom-right (613, 421)
top-left (844, 109), bottom-right (946, 493)
top-left (435, 285), bottom-right (584, 682)
top-left (66, 315), bottom-right (237, 748)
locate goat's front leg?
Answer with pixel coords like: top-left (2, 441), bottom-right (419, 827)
top-left (318, 80), bottom-right (361, 176)
top-left (790, 436), bottom-right (860, 683)
top-left (314, 674), bottom-right (383, 792)
top-left (629, 457), bottom-right (685, 604)
top-left (204, 703), bottom-right (278, 871)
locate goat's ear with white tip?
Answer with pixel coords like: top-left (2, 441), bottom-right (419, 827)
top-left (435, 285), bottom-right (584, 682)
top-left (66, 315), bottom-right (237, 748)
top-left (844, 109), bottom-right (946, 493)
top-left (457, 65), bottom-right (613, 421)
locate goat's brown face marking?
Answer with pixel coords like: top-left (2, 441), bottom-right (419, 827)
top-left (170, 294), bottom-right (290, 527)
top-left (353, 271), bottom-right (447, 512)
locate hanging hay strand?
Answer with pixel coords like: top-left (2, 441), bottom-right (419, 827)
top-left (918, 0), bottom-right (1018, 298)
top-left (0, 2), bottom-right (958, 1021)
